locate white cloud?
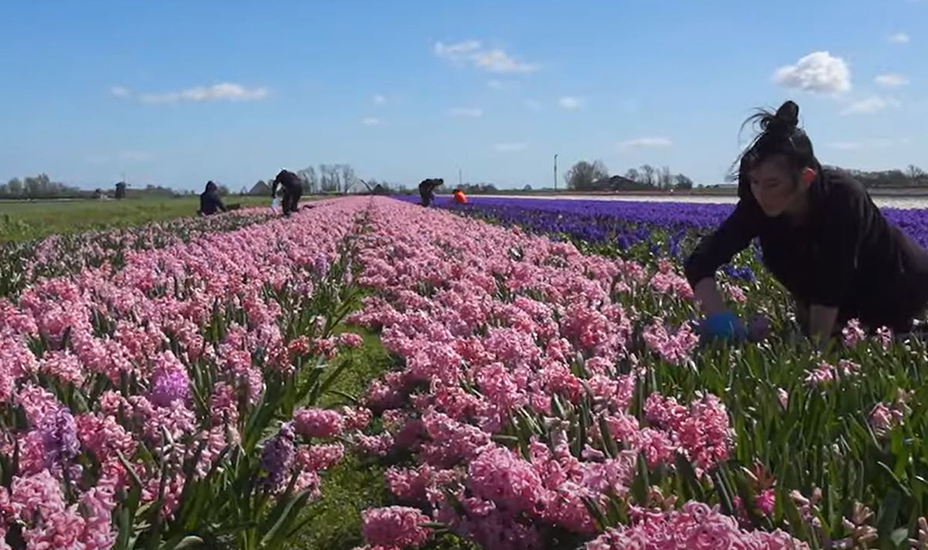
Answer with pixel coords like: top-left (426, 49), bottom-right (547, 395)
top-left (773, 51), bottom-right (851, 94)
top-left (525, 99), bottom-right (543, 112)
top-left (841, 96), bottom-right (901, 115)
top-left (109, 86), bottom-right (131, 98)
top-left (617, 137), bottom-right (673, 151)
top-left (447, 107), bottom-right (483, 118)
top-left (138, 83), bottom-right (269, 104)
top-left (559, 97), bottom-right (583, 111)
top-left (828, 138), bottom-right (910, 150)
top-left (361, 117), bottom-right (381, 126)
top-left (494, 142), bottom-right (528, 152)
top-left (434, 40), bottom-right (482, 59)
top-left (373, 94), bottom-right (387, 105)
top-left (889, 32), bottom-right (911, 44)
top-left (875, 73), bottom-right (909, 87)
top-left (434, 40), bottom-right (540, 74)
top-left (473, 49), bottom-right (540, 74)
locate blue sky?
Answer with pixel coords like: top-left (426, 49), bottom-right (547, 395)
top-left (0, 1), bottom-right (925, 191)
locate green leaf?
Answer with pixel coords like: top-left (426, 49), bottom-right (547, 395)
top-left (260, 489), bottom-right (315, 548)
top-left (598, 415), bottom-right (619, 459)
top-left (580, 496), bottom-right (607, 533)
top-left (675, 453), bottom-right (703, 502)
top-left (630, 452), bottom-right (649, 506)
top-left (876, 489), bottom-right (902, 540)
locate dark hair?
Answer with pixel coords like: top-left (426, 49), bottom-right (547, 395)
top-left (205, 180), bottom-right (217, 192)
top-left (732, 100), bottom-right (818, 183)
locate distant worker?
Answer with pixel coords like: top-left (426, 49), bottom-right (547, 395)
top-left (685, 100), bottom-right (928, 343)
top-left (418, 178), bottom-right (443, 207)
top-left (272, 169), bottom-right (303, 216)
top-left (452, 188), bottom-right (467, 204)
top-left (198, 181), bottom-right (227, 216)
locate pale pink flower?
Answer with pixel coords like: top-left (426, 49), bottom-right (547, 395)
top-left (361, 506), bottom-right (432, 549)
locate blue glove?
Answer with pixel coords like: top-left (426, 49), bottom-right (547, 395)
top-left (699, 311), bottom-right (747, 343)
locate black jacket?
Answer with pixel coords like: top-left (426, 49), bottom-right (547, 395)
top-left (198, 190), bottom-right (226, 215)
top-left (684, 168), bottom-right (928, 329)
top-left (273, 170), bottom-right (302, 196)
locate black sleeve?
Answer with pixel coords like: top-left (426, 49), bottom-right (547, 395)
top-left (217, 196), bottom-right (227, 212)
top-left (813, 186), bottom-right (867, 308)
top-left (684, 199), bottom-right (763, 288)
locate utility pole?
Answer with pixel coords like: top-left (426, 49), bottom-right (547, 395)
top-left (459, 168), bottom-right (462, 188)
top-left (554, 154), bottom-right (558, 192)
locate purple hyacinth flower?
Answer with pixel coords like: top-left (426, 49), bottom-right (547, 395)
top-left (39, 407), bottom-right (80, 469)
top-left (150, 367), bottom-right (190, 407)
top-left (259, 423), bottom-right (296, 492)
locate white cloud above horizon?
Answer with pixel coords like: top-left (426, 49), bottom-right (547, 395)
top-left (110, 83), bottom-right (269, 104)
top-left (558, 97), bottom-right (583, 111)
top-left (493, 142), bottom-right (528, 152)
top-left (373, 94), bottom-right (387, 105)
top-left (875, 73), bottom-right (909, 87)
top-left (361, 117), bottom-right (381, 126)
top-left (841, 96), bottom-right (901, 115)
top-left (617, 137), bottom-right (673, 151)
top-left (434, 40), bottom-right (540, 74)
top-left (773, 51), bottom-right (851, 94)
top-left (889, 31), bottom-right (911, 44)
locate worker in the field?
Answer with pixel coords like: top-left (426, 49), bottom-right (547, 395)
top-left (271, 169), bottom-right (303, 216)
top-left (452, 188), bottom-right (467, 204)
top-left (197, 181), bottom-right (227, 216)
top-left (685, 100), bottom-right (928, 343)
top-left (418, 178), bottom-right (443, 207)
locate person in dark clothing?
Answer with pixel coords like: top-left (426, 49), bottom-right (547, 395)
top-left (684, 100), bottom-right (928, 343)
top-left (272, 169), bottom-right (303, 216)
top-left (418, 178), bottom-right (443, 207)
top-left (198, 181), bottom-right (227, 216)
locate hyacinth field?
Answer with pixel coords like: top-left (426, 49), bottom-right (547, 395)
top-left (3, 197), bottom-right (928, 550)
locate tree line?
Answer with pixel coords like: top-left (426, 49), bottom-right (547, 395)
top-left (565, 160), bottom-right (694, 191)
top-left (0, 174), bottom-right (81, 198)
top-left (839, 165), bottom-right (928, 188)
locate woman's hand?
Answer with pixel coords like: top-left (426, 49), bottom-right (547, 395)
top-left (700, 311), bottom-right (747, 342)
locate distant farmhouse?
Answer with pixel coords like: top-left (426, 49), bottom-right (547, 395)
top-left (249, 180), bottom-right (271, 195)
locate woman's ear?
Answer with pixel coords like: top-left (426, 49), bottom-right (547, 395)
top-left (800, 167), bottom-right (816, 186)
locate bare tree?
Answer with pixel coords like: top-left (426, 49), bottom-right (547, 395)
top-left (640, 164), bottom-right (656, 187)
top-left (319, 164), bottom-right (338, 192)
top-left (908, 165), bottom-right (927, 185)
top-left (340, 164), bottom-right (356, 193)
top-left (298, 166), bottom-right (317, 193)
top-left (624, 168), bottom-right (640, 183)
top-left (660, 166), bottom-right (673, 190)
top-left (565, 160), bottom-right (610, 191)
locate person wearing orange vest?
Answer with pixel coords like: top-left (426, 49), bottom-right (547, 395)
top-left (452, 188), bottom-right (467, 204)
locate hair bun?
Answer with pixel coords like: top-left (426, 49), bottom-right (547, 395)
top-left (771, 100), bottom-right (799, 131)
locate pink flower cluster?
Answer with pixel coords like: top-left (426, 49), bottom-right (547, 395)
top-left (343, 199), bottom-right (780, 548)
top-left (0, 200), bottom-right (372, 543)
top-left (585, 501), bottom-right (807, 549)
top-left (361, 506), bottom-right (432, 549)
